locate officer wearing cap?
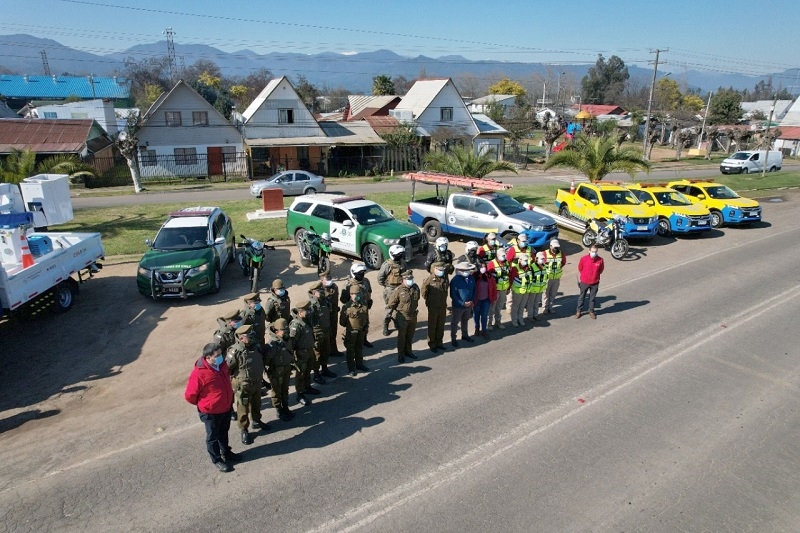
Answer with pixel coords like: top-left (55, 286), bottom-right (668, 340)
top-left (264, 318), bottom-right (295, 421)
top-left (388, 270), bottom-right (420, 363)
top-left (340, 284), bottom-right (370, 376)
top-left (289, 300), bottom-right (317, 406)
top-left (309, 281), bottom-right (337, 385)
top-left (320, 273), bottom-right (342, 358)
top-left (214, 309), bottom-right (242, 354)
top-left (422, 263), bottom-right (449, 353)
top-left (240, 292), bottom-right (266, 346)
top-left (265, 279), bottom-right (291, 324)
top-left (226, 324), bottom-right (269, 445)
top-left (341, 262), bottom-right (374, 348)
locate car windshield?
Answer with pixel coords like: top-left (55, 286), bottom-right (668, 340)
top-left (654, 191), bottom-right (692, 206)
top-left (705, 185), bottom-right (739, 199)
top-left (153, 227), bottom-right (209, 250)
top-left (491, 194), bottom-right (526, 215)
top-left (349, 204), bottom-right (394, 225)
top-left (730, 152), bottom-right (750, 160)
top-left (600, 190), bottom-right (640, 205)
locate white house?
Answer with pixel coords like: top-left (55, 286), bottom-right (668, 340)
top-left (468, 94), bottom-right (517, 117)
top-left (742, 100), bottom-right (793, 122)
top-left (136, 80), bottom-right (245, 179)
top-left (26, 99), bottom-right (121, 135)
top-left (391, 78), bottom-right (507, 156)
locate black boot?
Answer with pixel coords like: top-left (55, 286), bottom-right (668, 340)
top-left (383, 319), bottom-right (391, 336)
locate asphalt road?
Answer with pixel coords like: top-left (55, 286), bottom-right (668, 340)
top-left (70, 163), bottom-right (800, 209)
top-left (1, 191), bottom-right (799, 531)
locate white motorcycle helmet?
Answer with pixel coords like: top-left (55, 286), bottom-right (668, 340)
top-left (321, 232), bottom-right (331, 243)
top-left (435, 236), bottom-right (449, 252)
top-left (389, 244), bottom-right (405, 260)
top-left (465, 241), bottom-right (479, 253)
top-left (350, 262), bottom-right (367, 277)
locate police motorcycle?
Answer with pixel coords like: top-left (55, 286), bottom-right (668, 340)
top-left (237, 234), bottom-right (275, 292)
top-left (298, 230), bottom-right (332, 275)
top-left (581, 215), bottom-right (629, 260)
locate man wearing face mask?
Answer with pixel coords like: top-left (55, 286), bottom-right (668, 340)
top-left (308, 282), bottom-right (336, 385)
top-left (340, 284), bottom-right (370, 376)
top-left (477, 232), bottom-right (501, 263)
top-left (425, 237), bottom-right (455, 279)
top-left (214, 309), bottom-right (242, 354)
top-left (290, 301), bottom-right (317, 405)
top-left (576, 244), bottom-right (604, 319)
top-left (264, 318), bottom-right (295, 422)
top-left (226, 324), bottom-right (270, 446)
top-left (378, 244), bottom-right (407, 336)
top-left (472, 261), bottom-right (496, 337)
top-left (241, 292), bottom-right (267, 347)
top-left (185, 342), bottom-right (240, 473)
top-left (449, 262), bottom-right (476, 347)
top-left (505, 233), bottom-right (530, 263)
top-left (509, 253), bottom-right (532, 327)
top-left (388, 270), bottom-right (421, 363)
top-left (342, 262), bottom-right (374, 348)
top-left (320, 273), bottom-right (342, 358)
top-left (542, 239), bottom-right (567, 314)
top-left (265, 279), bottom-right (291, 325)
top-left (526, 251), bottom-right (548, 322)
top-left (486, 249), bottom-right (511, 330)
top-left (460, 240), bottom-right (483, 269)
top-left (422, 264), bottom-right (449, 353)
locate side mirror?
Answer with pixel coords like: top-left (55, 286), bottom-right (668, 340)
top-left (343, 220), bottom-right (354, 228)
top-left (590, 198), bottom-right (599, 205)
top-left (646, 200), bottom-right (655, 207)
top-left (214, 237), bottom-right (226, 245)
top-left (390, 209), bottom-right (394, 216)
top-left (697, 194), bottom-right (706, 200)
top-left (144, 238), bottom-right (152, 246)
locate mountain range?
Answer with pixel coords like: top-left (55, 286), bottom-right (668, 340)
top-left (0, 33), bottom-right (790, 95)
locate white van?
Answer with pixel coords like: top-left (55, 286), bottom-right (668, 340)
top-left (720, 150), bottom-right (783, 174)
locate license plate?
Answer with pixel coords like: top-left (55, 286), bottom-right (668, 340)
top-left (698, 220), bottom-right (708, 225)
top-left (747, 212), bottom-right (758, 217)
top-left (637, 225), bottom-right (648, 231)
top-left (163, 287), bottom-right (181, 293)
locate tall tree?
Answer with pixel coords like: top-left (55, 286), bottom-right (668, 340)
top-left (229, 68), bottom-right (274, 110)
top-left (489, 78), bottom-right (526, 96)
top-left (392, 75), bottom-right (414, 96)
top-left (543, 133), bottom-right (650, 182)
top-left (294, 75), bottom-right (320, 112)
top-left (581, 54), bottom-right (630, 104)
top-left (708, 89), bottom-right (743, 125)
top-left (123, 56), bottom-right (171, 109)
top-left (372, 75), bottom-right (395, 96)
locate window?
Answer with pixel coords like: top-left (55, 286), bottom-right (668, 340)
top-left (192, 111), bottom-right (208, 126)
top-left (279, 109), bottom-right (294, 124)
top-left (174, 147), bottom-right (197, 165)
top-left (212, 214), bottom-right (226, 239)
top-left (452, 196), bottom-right (471, 210)
top-left (295, 172), bottom-right (310, 182)
top-left (473, 199), bottom-right (496, 216)
top-left (311, 204), bottom-right (334, 221)
top-left (292, 202), bottom-right (312, 214)
top-left (333, 208), bottom-right (351, 224)
top-left (140, 148), bottom-right (157, 167)
top-left (440, 107), bottom-right (453, 121)
top-left (70, 112), bottom-right (88, 119)
top-left (165, 111), bottom-right (182, 126)
top-left (43, 111), bottom-right (58, 119)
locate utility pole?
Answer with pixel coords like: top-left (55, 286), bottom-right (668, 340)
top-left (164, 27), bottom-right (177, 84)
top-left (697, 91), bottom-right (713, 149)
top-left (642, 48), bottom-right (667, 160)
top-left (40, 49), bottom-right (51, 76)
top-left (760, 89), bottom-right (780, 178)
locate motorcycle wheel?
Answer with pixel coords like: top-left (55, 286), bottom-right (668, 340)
top-left (318, 255), bottom-right (331, 276)
top-left (611, 238), bottom-right (629, 260)
top-left (250, 267), bottom-right (260, 293)
top-left (581, 229), bottom-right (596, 247)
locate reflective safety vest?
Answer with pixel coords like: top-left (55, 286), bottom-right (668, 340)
top-left (511, 267), bottom-right (533, 294)
top-left (544, 251), bottom-right (564, 280)
top-left (481, 243), bottom-right (498, 262)
top-left (529, 264), bottom-right (547, 294)
top-left (490, 259), bottom-right (510, 291)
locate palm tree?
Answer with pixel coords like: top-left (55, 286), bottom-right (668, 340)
top-left (0, 148), bottom-right (36, 184)
top-left (542, 133), bottom-right (651, 182)
top-left (423, 146), bottom-right (517, 178)
top-left (0, 149), bottom-right (97, 185)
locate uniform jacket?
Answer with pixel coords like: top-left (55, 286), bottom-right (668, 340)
top-left (449, 274), bottom-right (476, 308)
top-left (377, 259), bottom-right (405, 288)
top-left (264, 332), bottom-right (295, 369)
top-left (388, 284), bottom-right (420, 319)
top-left (240, 305), bottom-right (266, 341)
top-left (341, 278), bottom-right (372, 306)
top-left (323, 283), bottom-right (340, 315)
top-left (226, 341), bottom-right (265, 384)
top-left (213, 321), bottom-right (236, 354)
top-left (309, 295), bottom-right (332, 332)
top-left (340, 300), bottom-right (368, 330)
top-left (425, 248), bottom-right (455, 274)
top-left (289, 313), bottom-right (315, 360)
top-left (421, 274), bottom-right (449, 308)
top-left (265, 292), bottom-right (291, 323)
top-left (184, 357), bottom-right (233, 415)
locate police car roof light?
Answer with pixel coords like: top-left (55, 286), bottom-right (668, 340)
top-left (331, 195), bottom-right (366, 204)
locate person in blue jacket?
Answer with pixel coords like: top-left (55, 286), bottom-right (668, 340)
top-left (449, 261), bottom-right (476, 347)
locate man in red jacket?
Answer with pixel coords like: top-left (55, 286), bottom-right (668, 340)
top-left (576, 244), bottom-right (605, 319)
top-left (185, 342), bottom-right (241, 472)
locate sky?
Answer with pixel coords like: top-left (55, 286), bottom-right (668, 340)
top-left (2, 0), bottom-right (799, 81)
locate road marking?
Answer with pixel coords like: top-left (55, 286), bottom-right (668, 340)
top-left (306, 283), bottom-right (800, 532)
top-left (128, 309), bottom-right (146, 324)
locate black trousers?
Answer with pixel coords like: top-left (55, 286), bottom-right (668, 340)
top-left (199, 410), bottom-right (232, 464)
top-left (577, 282), bottom-right (599, 313)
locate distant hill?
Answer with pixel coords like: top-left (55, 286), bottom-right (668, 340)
top-left (0, 33), bottom-right (787, 95)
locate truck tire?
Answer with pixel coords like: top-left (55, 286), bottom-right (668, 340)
top-left (362, 243), bottom-right (383, 270)
top-left (657, 217), bottom-right (671, 236)
top-left (559, 205), bottom-right (570, 218)
top-left (422, 220), bottom-right (442, 241)
top-left (211, 263), bottom-right (222, 294)
top-left (710, 210), bottom-right (724, 229)
top-left (742, 168), bottom-right (748, 174)
top-left (53, 279), bottom-right (78, 314)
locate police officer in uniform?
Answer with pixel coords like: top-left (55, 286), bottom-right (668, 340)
top-left (341, 262), bottom-right (374, 348)
top-left (226, 324), bottom-right (269, 445)
top-left (214, 309), bottom-right (242, 354)
top-left (459, 241), bottom-right (483, 269)
top-left (320, 273), bottom-right (342, 357)
top-left (264, 318), bottom-right (295, 421)
top-left (388, 270), bottom-right (421, 363)
top-left (425, 237), bottom-right (455, 278)
top-left (377, 244), bottom-right (406, 336)
top-left (339, 285), bottom-right (370, 376)
top-left (309, 282), bottom-right (337, 385)
top-left (265, 278), bottom-right (291, 324)
top-left (421, 264), bottom-right (449, 353)
top-left (240, 292), bottom-right (267, 346)
top-left (289, 301), bottom-right (317, 406)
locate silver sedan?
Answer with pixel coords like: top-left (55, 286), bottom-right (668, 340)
top-left (249, 170), bottom-right (327, 197)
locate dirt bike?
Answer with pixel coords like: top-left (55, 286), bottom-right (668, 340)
top-left (237, 235), bottom-right (275, 292)
top-left (582, 216), bottom-right (629, 260)
top-left (298, 230), bottom-right (332, 275)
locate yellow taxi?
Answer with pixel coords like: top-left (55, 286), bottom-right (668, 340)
top-left (666, 179), bottom-right (761, 228)
top-left (626, 183), bottom-right (712, 236)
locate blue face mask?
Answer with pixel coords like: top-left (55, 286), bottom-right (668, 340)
top-left (212, 355), bottom-right (224, 367)
top-left (234, 320), bottom-right (242, 329)
top-left (254, 303), bottom-right (262, 311)
top-left (435, 270), bottom-right (445, 278)
top-left (277, 289), bottom-right (286, 297)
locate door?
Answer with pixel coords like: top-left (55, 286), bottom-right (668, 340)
top-left (211, 213), bottom-right (230, 267)
top-left (329, 207), bottom-right (358, 254)
top-left (470, 198), bottom-right (500, 234)
top-left (207, 147), bottom-right (224, 175)
top-left (748, 152), bottom-right (761, 172)
top-left (448, 195), bottom-right (473, 234)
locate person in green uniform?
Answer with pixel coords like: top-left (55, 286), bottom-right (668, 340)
top-left (339, 284), bottom-right (370, 376)
top-left (421, 264), bottom-right (449, 353)
top-left (264, 318), bottom-right (295, 422)
top-left (264, 279), bottom-right (291, 324)
top-left (341, 262), bottom-right (374, 348)
top-left (388, 270), bottom-right (420, 364)
top-left (320, 273), bottom-right (342, 358)
top-left (289, 300), bottom-right (317, 406)
top-left (214, 308), bottom-right (242, 354)
top-left (226, 324), bottom-right (269, 445)
top-left (377, 244), bottom-right (406, 336)
top-left (240, 292), bottom-right (266, 346)
top-left (309, 281), bottom-right (337, 385)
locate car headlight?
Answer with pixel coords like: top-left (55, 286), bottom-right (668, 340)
top-left (186, 263), bottom-right (210, 277)
top-left (650, 216), bottom-right (658, 224)
top-left (383, 238), bottom-right (400, 245)
top-left (528, 225), bottom-right (544, 232)
top-left (137, 266), bottom-right (151, 277)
